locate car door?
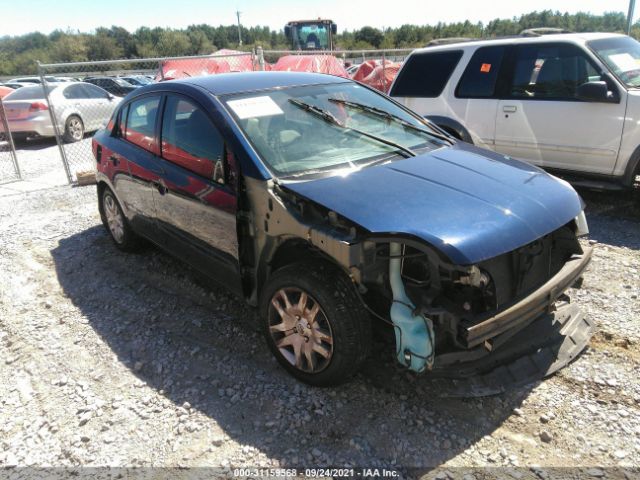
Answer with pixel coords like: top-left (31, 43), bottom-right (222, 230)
top-left (494, 43), bottom-right (626, 174)
top-left (153, 94), bottom-right (242, 294)
top-left (81, 83), bottom-right (116, 131)
top-left (61, 84), bottom-right (88, 127)
top-left (114, 94), bottom-right (164, 238)
top-left (451, 45), bottom-right (507, 148)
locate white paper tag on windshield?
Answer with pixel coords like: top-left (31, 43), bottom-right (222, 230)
top-left (227, 96), bottom-right (283, 119)
top-left (609, 53), bottom-right (639, 73)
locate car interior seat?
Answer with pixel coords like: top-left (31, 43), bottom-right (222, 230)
top-left (535, 57), bottom-right (577, 98)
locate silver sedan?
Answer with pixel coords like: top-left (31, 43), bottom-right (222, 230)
top-left (1, 82), bottom-right (120, 143)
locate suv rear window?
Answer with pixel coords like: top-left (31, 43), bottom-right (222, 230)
top-left (456, 46), bottom-right (505, 98)
top-left (390, 50), bottom-right (463, 97)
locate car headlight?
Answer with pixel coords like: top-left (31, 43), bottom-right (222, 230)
top-left (575, 210), bottom-right (589, 237)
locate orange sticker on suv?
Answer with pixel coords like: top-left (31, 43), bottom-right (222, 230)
top-left (480, 63), bottom-right (491, 73)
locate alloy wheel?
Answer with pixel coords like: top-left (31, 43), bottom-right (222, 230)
top-left (268, 287), bottom-right (334, 373)
top-left (104, 194), bottom-right (125, 243)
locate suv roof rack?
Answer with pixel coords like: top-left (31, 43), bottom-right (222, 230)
top-left (519, 28), bottom-right (573, 37)
top-left (425, 37), bottom-right (474, 47)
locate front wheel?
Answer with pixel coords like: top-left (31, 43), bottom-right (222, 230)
top-left (260, 261), bottom-right (371, 386)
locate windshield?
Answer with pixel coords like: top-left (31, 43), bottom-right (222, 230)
top-left (291, 24), bottom-right (329, 50)
top-left (224, 82), bottom-right (447, 178)
top-left (5, 85), bottom-right (57, 100)
top-left (114, 78), bottom-right (133, 86)
top-left (589, 36), bottom-right (640, 87)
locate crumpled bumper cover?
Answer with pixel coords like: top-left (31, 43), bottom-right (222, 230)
top-left (460, 246), bottom-right (593, 349)
top-left (430, 302), bottom-right (594, 397)
top-left (428, 247), bottom-right (594, 397)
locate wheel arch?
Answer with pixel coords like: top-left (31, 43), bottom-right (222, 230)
top-left (622, 144), bottom-right (640, 187)
top-left (425, 115), bottom-right (473, 143)
top-left (252, 237), bottom-right (353, 306)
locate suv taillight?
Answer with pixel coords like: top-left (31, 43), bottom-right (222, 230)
top-left (29, 102), bottom-right (48, 112)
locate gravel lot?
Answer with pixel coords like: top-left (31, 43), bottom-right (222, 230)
top-left (0, 142), bottom-right (639, 478)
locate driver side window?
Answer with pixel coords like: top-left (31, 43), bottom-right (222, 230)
top-left (510, 44), bottom-right (601, 100)
top-left (161, 95), bottom-right (226, 183)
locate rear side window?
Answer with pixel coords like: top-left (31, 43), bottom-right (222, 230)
top-left (390, 50), bottom-right (463, 97)
top-left (456, 46), bottom-right (505, 98)
top-left (160, 96), bottom-right (225, 182)
top-left (125, 96), bottom-right (160, 152)
top-left (62, 85), bottom-right (86, 100)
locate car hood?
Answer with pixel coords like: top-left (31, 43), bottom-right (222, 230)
top-left (283, 143), bottom-right (583, 264)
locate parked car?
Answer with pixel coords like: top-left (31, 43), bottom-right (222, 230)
top-left (0, 86), bottom-right (14, 99)
top-left (2, 82), bottom-right (119, 143)
top-left (1, 82), bottom-right (31, 90)
top-left (93, 72), bottom-right (592, 386)
top-left (6, 76), bottom-right (59, 84)
top-left (84, 77), bottom-right (138, 97)
top-left (389, 32), bottom-right (640, 189)
top-left (120, 75), bottom-right (153, 86)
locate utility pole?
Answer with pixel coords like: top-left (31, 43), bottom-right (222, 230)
top-left (628, 0), bottom-right (636, 34)
top-left (236, 10), bottom-right (243, 46)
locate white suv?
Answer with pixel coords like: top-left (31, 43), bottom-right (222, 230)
top-left (389, 33), bottom-right (640, 188)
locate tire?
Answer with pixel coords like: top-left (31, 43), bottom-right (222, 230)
top-left (62, 115), bottom-right (84, 143)
top-left (99, 186), bottom-right (142, 252)
top-left (260, 260), bottom-right (371, 386)
top-left (11, 133), bottom-right (28, 146)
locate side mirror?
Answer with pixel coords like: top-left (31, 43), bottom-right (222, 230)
top-left (576, 81), bottom-right (612, 102)
top-left (284, 26), bottom-right (291, 39)
top-left (331, 23), bottom-right (337, 35)
top-left (107, 94), bottom-right (115, 101)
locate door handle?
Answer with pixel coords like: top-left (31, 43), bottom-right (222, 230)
top-left (153, 181), bottom-right (167, 195)
top-left (503, 105), bottom-right (517, 113)
top-left (109, 155), bottom-right (120, 166)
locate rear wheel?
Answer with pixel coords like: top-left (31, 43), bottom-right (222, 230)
top-left (99, 186), bottom-right (142, 252)
top-left (63, 115), bottom-right (84, 143)
top-left (260, 261), bottom-right (371, 386)
top-left (11, 133), bottom-right (29, 146)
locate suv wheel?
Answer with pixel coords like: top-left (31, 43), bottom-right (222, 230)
top-left (260, 261), bottom-right (371, 386)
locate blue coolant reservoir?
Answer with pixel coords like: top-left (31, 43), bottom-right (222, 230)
top-left (389, 242), bottom-right (435, 372)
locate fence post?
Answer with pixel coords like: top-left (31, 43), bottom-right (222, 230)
top-left (257, 46), bottom-right (265, 71)
top-left (37, 61), bottom-right (72, 184)
top-left (0, 97), bottom-right (22, 181)
top-left (382, 51), bottom-right (387, 93)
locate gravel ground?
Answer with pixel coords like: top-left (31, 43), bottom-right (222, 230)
top-left (0, 154), bottom-right (639, 478)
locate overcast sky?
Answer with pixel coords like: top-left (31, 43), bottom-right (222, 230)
top-left (1, 0), bottom-right (635, 36)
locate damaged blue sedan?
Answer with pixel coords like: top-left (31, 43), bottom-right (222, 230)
top-left (94, 72), bottom-right (593, 388)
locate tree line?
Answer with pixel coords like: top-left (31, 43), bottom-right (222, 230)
top-left (0, 10), bottom-right (636, 75)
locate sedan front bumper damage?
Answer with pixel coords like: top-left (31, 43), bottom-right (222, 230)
top-left (429, 247), bottom-right (594, 396)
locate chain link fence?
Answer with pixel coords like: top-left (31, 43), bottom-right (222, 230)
top-left (2, 47), bottom-right (413, 185)
top-left (37, 51), bottom-right (256, 183)
top-left (0, 97), bottom-right (22, 184)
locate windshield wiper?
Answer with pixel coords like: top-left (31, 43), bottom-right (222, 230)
top-left (288, 98), bottom-right (416, 158)
top-left (328, 98), bottom-right (454, 145)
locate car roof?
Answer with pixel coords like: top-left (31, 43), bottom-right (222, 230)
top-left (162, 71), bottom-right (350, 96)
top-left (411, 32), bottom-right (628, 54)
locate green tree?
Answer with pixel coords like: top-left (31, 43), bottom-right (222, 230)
top-left (87, 30), bottom-right (124, 60)
top-left (156, 30), bottom-right (191, 57)
top-left (355, 26), bottom-right (384, 48)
